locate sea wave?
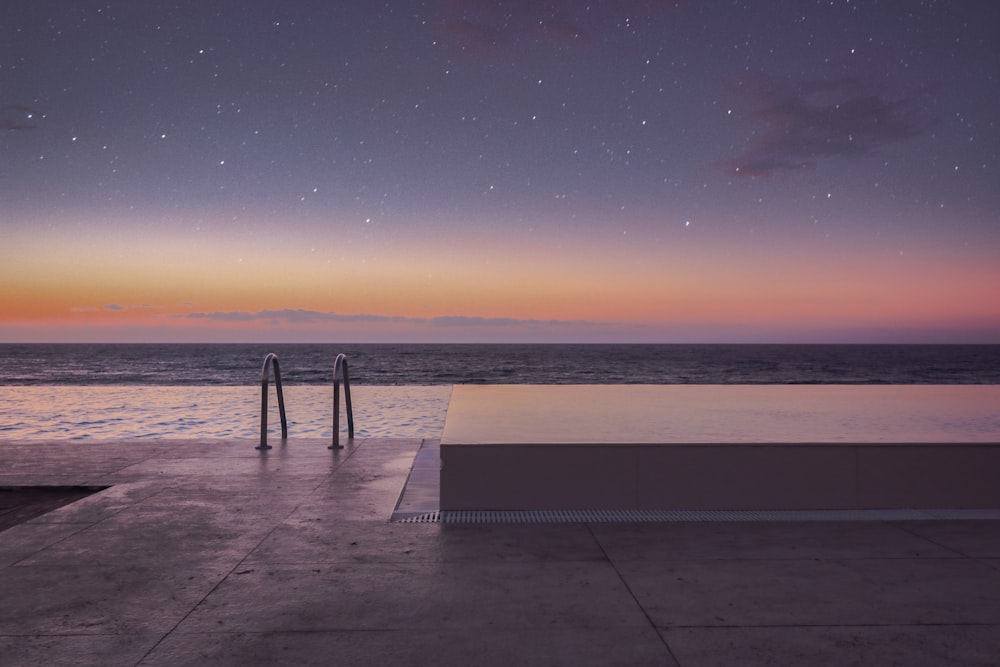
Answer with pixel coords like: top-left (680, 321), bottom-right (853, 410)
top-left (2, 344), bottom-right (997, 385)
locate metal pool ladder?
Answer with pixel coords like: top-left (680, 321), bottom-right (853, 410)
top-left (257, 352), bottom-right (287, 450)
top-left (330, 353), bottom-right (355, 449)
top-left (257, 352), bottom-right (354, 450)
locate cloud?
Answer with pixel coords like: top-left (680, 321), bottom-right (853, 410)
top-left (178, 308), bottom-right (610, 329)
top-left (256, 309), bottom-right (412, 324)
top-left (70, 304), bottom-right (155, 314)
top-left (98, 303), bottom-right (158, 312)
top-left (722, 75), bottom-right (928, 177)
top-left (430, 315), bottom-right (597, 328)
top-left (185, 311), bottom-right (256, 321)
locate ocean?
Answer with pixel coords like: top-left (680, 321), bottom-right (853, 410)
top-left (1, 344), bottom-right (997, 440)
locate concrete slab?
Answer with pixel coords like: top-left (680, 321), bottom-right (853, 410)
top-left (26, 481), bottom-right (164, 524)
top-left (661, 625), bottom-right (1000, 667)
top-left (246, 520), bottom-right (606, 565)
top-left (141, 627), bottom-right (676, 667)
top-left (174, 560), bottom-right (648, 633)
top-left (0, 521), bottom-right (90, 567)
top-left (15, 503), bottom-right (274, 567)
top-left (0, 634), bottom-right (162, 667)
top-left (895, 520), bottom-right (1000, 558)
top-left (0, 561), bottom-right (233, 635)
top-left (391, 439), bottom-right (441, 518)
top-left (590, 521), bottom-right (957, 561)
top-left (616, 557), bottom-right (1000, 627)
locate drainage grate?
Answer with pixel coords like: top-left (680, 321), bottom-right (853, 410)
top-left (393, 508), bottom-right (1000, 524)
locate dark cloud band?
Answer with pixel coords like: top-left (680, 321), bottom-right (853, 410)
top-left (722, 75), bottom-right (928, 177)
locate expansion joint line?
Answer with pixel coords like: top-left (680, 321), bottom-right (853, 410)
top-left (584, 523), bottom-right (680, 664)
top-left (137, 439), bottom-right (368, 664)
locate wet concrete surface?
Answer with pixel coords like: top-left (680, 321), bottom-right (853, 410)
top-left (1, 437), bottom-right (999, 666)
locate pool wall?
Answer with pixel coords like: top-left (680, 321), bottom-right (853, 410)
top-left (440, 441), bottom-right (1000, 510)
top-left (440, 385), bottom-right (1000, 511)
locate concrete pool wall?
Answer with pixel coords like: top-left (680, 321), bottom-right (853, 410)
top-left (439, 385), bottom-right (1000, 511)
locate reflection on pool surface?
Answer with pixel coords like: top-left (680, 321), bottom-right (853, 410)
top-left (0, 385), bottom-right (452, 440)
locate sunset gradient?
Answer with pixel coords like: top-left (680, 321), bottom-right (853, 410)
top-left (2, 1), bottom-right (998, 343)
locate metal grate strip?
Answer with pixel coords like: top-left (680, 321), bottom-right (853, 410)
top-left (393, 508), bottom-right (1000, 524)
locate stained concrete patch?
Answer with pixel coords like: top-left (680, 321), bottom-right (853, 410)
top-left (661, 625), bottom-right (1000, 667)
top-left (618, 557), bottom-right (1000, 627)
top-left (246, 519), bottom-right (606, 565)
top-left (591, 520), bottom-right (957, 561)
top-left (0, 634), bottom-right (162, 667)
top-left (141, 627), bottom-right (675, 667)
top-left (0, 562), bottom-right (232, 635)
top-left (26, 482), bottom-right (162, 524)
top-left (245, 518), bottom-right (444, 564)
top-left (175, 561), bottom-right (647, 633)
top-left (14, 502), bottom-right (276, 568)
top-left (894, 520), bottom-right (1000, 558)
top-left (0, 521), bottom-right (90, 567)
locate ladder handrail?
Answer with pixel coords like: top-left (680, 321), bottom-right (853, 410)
top-left (329, 353), bottom-right (355, 449)
top-left (257, 353), bottom-right (287, 450)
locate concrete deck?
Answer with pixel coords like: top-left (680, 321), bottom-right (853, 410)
top-left (440, 385), bottom-right (1000, 510)
top-left (2, 437), bottom-right (1000, 666)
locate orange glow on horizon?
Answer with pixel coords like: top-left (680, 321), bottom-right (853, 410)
top-left (3, 215), bottom-right (999, 343)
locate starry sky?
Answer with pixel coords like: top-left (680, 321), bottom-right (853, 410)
top-left (2, 0), bottom-right (999, 343)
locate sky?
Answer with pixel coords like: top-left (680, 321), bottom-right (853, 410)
top-left (2, 0), bottom-right (999, 343)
